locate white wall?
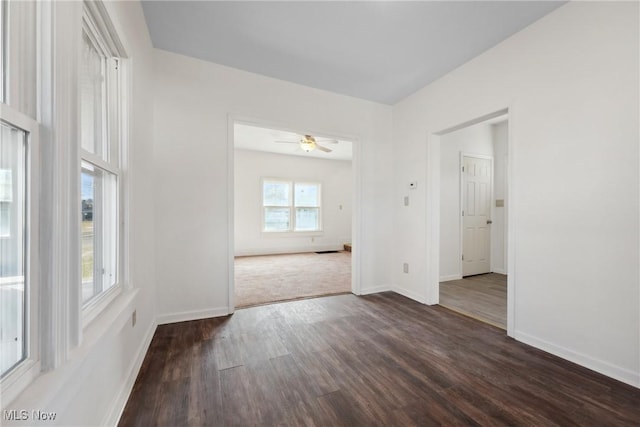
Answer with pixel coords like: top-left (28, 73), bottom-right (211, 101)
top-left (491, 121), bottom-right (508, 274)
top-left (4, 1), bottom-right (158, 425)
top-left (439, 122), bottom-right (494, 280)
top-left (153, 49), bottom-right (394, 322)
top-left (393, 1), bottom-right (639, 387)
top-left (235, 149), bottom-right (352, 256)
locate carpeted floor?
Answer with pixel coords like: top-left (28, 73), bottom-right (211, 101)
top-left (234, 251), bottom-right (351, 308)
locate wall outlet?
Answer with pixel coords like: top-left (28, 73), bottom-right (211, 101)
top-left (132, 310), bottom-right (137, 327)
top-left (403, 263), bottom-right (409, 273)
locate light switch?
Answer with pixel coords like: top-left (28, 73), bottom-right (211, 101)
top-left (404, 196), bottom-right (409, 206)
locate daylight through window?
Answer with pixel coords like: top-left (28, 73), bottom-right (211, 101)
top-left (263, 180), bottom-right (321, 232)
top-left (0, 122), bottom-right (27, 378)
top-left (79, 5), bottom-right (122, 308)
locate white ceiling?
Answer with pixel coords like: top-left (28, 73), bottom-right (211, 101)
top-left (234, 123), bottom-right (353, 161)
top-left (141, 1), bottom-right (565, 105)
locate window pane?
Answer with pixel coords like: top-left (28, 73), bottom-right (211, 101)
top-left (81, 162), bottom-right (117, 305)
top-left (294, 183), bottom-right (319, 207)
top-left (263, 182), bottom-right (290, 207)
top-left (0, 169), bottom-right (12, 237)
top-left (0, 121), bottom-right (26, 378)
top-left (264, 207), bottom-right (290, 231)
top-left (295, 207), bottom-right (319, 231)
top-left (0, 203), bottom-right (9, 237)
top-left (80, 29), bottom-right (107, 160)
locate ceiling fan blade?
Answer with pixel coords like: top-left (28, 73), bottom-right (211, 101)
top-left (316, 144), bottom-right (332, 153)
top-left (274, 140), bottom-right (298, 144)
top-left (317, 138), bottom-right (339, 144)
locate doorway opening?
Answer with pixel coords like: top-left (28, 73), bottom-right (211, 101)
top-left (231, 121), bottom-right (355, 309)
top-left (437, 113), bottom-right (509, 330)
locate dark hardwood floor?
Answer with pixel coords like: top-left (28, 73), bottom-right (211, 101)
top-left (119, 293), bottom-right (640, 426)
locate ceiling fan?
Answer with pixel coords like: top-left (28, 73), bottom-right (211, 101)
top-left (275, 134), bottom-right (338, 153)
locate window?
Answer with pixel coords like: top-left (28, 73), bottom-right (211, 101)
top-left (0, 122), bottom-right (27, 378)
top-left (0, 0), bottom-right (39, 389)
top-left (294, 183), bottom-right (321, 231)
top-left (263, 180), bottom-right (322, 232)
top-left (79, 4), bottom-right (123, 312)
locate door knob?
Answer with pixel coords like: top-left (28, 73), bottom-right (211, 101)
top-left (486, 220), bottom-right (493, 224)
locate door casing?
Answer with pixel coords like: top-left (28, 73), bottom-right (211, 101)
top-left (425, 106), bottom-right (515, 338)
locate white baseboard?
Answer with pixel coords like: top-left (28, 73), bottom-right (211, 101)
top-left (360, 285), bottom-right (392, 295)
top-left (235, 245), bottom-right (344, 257)
top-left (491, 268), bottom-right (507, 274)
top-left (393, 286), bottom-right (426, 304)
top-left (105, 319), bottom-right (157, 426)
top-left (157, 306), bottom-right (230, 325)
top-left (439, 274), bottom-right (462, 282)
top-left (515, 331), bottom-right (640, 389)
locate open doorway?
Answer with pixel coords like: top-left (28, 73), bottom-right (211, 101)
top-left (232, 122), bottom-right (354, 308)
top-left (437, 114), bottom-right (509, 329)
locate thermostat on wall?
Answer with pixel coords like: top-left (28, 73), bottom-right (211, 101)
top-left (408, 181), bottom-right (417, 189)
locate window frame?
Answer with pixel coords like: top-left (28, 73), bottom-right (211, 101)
top-left (293, 181), bottom-right (322, 232)
top-left (0, 0), bottom-right (40, 405)
top-left (0, 0), bottom-right (6, 103)
top-left (79, 1), bottom-right (127, 326)
top-left (262, 178), bottom-right (292, 232)
top-left (261, 178), bottom-right (323, 234)
top-left (0, 103), bottom-right (41, 402)
top-left (0, 0), bottom-right (132, 407)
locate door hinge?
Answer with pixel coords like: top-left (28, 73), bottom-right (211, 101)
top-left (462, 210), bottom-right (464, 216)
top-left (462, 254), bottom-right (464, 261)
top-left (462, 166), bottom-right (465, 172)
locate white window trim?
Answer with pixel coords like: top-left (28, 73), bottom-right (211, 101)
top-left (261, 178), bottom-right (323, 234)
top-left (0, 103), bottom-right (41, 406)
top-left (0, 0), bottom-right (6, 103)
top-left (4, 0), bottom-right (37, 118)
top-left (79, 1), bottom-right (128, 327)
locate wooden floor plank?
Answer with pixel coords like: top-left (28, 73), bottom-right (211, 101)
top-left (119, 292), bottom-right (640, 426)
top-left (440, 272), bottom-right (507, 328)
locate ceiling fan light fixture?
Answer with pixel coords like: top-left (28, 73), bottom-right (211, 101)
top-left (299, 135), bottom-right (316, 152)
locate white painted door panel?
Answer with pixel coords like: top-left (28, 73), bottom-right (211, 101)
top-left (462, 156), bottom-right (491, 276)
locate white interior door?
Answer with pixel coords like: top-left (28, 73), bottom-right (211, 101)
top-left (462, 155), bottom-right (492, 276)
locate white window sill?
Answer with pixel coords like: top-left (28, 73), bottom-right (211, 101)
top-left (82, 283), bottom-right (123, 327)
top-left (1, 288), bottom-right (139, 411)
top-left (0, 359), bottom-right (41, 409)
top-left (261, 231), bottom-right (324, 238)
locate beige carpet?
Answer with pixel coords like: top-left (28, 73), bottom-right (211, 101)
top-left (234, 251), bottom-right (351, 308)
